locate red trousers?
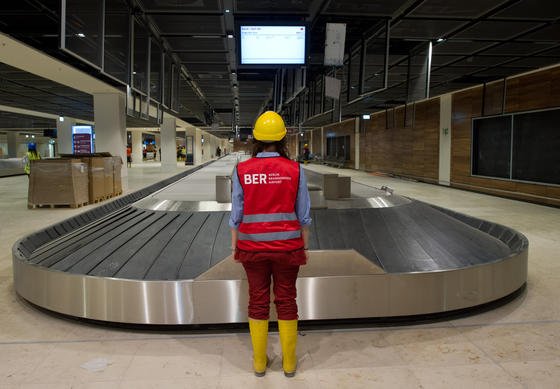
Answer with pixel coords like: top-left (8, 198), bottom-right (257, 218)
top-left (242, 259), bottom-right (300, 320)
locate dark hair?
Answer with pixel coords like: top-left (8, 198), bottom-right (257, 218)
top-left (251, 137), bottom-right (290, 159)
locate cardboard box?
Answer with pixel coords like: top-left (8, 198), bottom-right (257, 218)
top-left (28, 159), bottom-right (88, 206)
top-left (103, 157), bottom-right (114, 197)
top-left (81, 157), bottom-right (106, 202)
top-left (112, 156), bottom-right (123, 195)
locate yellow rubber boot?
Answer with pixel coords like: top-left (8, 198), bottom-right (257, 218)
top-left (278, 319), bottom-right (298, 377)
top-left (248, 319), bottom-right (269, 376)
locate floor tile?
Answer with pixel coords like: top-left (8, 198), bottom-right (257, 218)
top-left (383, 327), bottom-right (492, 366)
top-left (315, 366), bottom-right (421, 389)
top-left (0, 343), bottom-right (54, 386)
top-left (411, 364), bottom-right (524, 389)
top-left (459, 323), bottom-right (560, 363)
top-left (20, 340), bottom-right (140, 385)
top-left (304, 330), bottom-right (405, 369)
top-left (500, 360), bottom-right (560, 389)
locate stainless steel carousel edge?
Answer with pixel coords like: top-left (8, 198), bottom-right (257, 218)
top-left (12, 247), bottom-right (528, 325)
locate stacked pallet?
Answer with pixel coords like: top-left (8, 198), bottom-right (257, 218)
top-left (28, 154), bottom-right (124, 209)
top-left (79, 155), bottom-right (123, 203)
top-left (28, 159), bottom-right (89, 208)
top-left (112, 156), bottom-right (123, 196)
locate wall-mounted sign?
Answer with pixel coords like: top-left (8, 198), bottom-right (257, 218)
top-left (324, 23), bottom-right (346, 67)
top-left (325, 76), bottom-right (341, 99)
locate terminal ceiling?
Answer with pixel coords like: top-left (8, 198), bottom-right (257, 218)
top-left (0, 0), bottom-right (559, 135)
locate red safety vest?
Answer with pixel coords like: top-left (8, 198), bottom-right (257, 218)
top-left (236, 156), bottom-right (304, 252)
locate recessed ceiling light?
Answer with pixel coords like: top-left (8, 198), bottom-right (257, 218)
top-left (227, 34), bottom-right (234, 39)
top-left (436, 37), bottom-right (445, 42)
top-left (76, 33), bottom-right (85, 38)
top-left (225, 9), bottom-right (230, 13)
top-left (58, 116), bottom-right (64, 122)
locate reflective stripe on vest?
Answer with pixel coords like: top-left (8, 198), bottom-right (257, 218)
top-left (238, 230), bottom-right (301, 242)
top-left (242, 212), bottom-right (297, 223)
top-left (236, 156), bottom-right (303, 251)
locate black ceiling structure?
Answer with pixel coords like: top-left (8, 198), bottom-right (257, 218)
top-left (0, 110), bottom-right (56, 130)
top-left (0, 0), bottom-right (560, 136)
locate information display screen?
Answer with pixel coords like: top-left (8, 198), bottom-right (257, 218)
top-left (240, 25), bottom-right (306, 65)
top-left (72, 125), bottom-right (94, 154)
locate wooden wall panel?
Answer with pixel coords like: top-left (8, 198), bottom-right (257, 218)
top-left (483, 80), bottom-right (504, 116)
top-left (360, 98), bottom-right (440, 183)
top-left (451, 86), bottom-right (482, 183)
top-left (506, 66), bottom-right (560, 113)
top-left (450, 65), bottom-right (560, 207)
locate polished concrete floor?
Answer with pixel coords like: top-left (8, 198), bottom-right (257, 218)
top-left (1, 159), bottom-right (559, 388)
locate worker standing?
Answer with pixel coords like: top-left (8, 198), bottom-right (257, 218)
top-left (23, 143), bottom-right (41, 178)
top-left (230, 111), bottom-right (311, 378)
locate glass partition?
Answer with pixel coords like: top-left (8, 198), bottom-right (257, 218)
top-left (348, 49), bottom-right (361, 101)
top-left (104, 0), bottom-right (129, 83)
top-left (63, 0), bottom-right (103, 67)
top-left (164, 54), bottom-right (173, 107)
top-left (150, 40), bottom-right (162, 101)
top-left (133, 19), bottom-right (149, 94)
top-left (364, 37), bottom-right (387, 93)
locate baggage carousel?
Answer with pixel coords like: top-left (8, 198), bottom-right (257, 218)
top-left (12, 155), bottom-right (528, 325)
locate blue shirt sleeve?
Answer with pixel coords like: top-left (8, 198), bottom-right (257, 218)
top-left (296, 167), bottom-right (312, 227)
top-left (228, 166), bottom-right (244, 228)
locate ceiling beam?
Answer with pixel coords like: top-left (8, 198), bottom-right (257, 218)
top-left (0, 33), bottom-right (122, 96)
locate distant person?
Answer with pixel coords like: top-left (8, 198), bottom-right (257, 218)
top-left (230, 111), bottom-right (311, 378)
top-left (126, 145), bottom-right (132, 167)
top-left (216, 146), bottom-right (222, 157)
top-left (23, 143), bottom-right (41, 178)
top-left (303, 144), bottom-right (310, 163)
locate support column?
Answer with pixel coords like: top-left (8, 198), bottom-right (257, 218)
top-left (321, 127), bottom-right (325, 157)
top-left (354, 118), bottom-right (360, 170)
top-left (154, 134), bottom-right (161, 161)
top-left (195, 128), bottom-right (203, 165)
top-left (161, 116), bottom-right (177, 171)
top-left (7, 132), bottom-right (17, 158)
top-left (56, 117), bottom-right (76, 155)
top-left (131, 131), bottom-right (143, 166)
top-left (93, 93), bottom-right (128, 190)
top-left (439, 94), bottom-right (452, 186)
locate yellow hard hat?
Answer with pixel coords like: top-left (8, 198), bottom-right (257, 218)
top-left (253, 111), bottom-right (286, 142)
